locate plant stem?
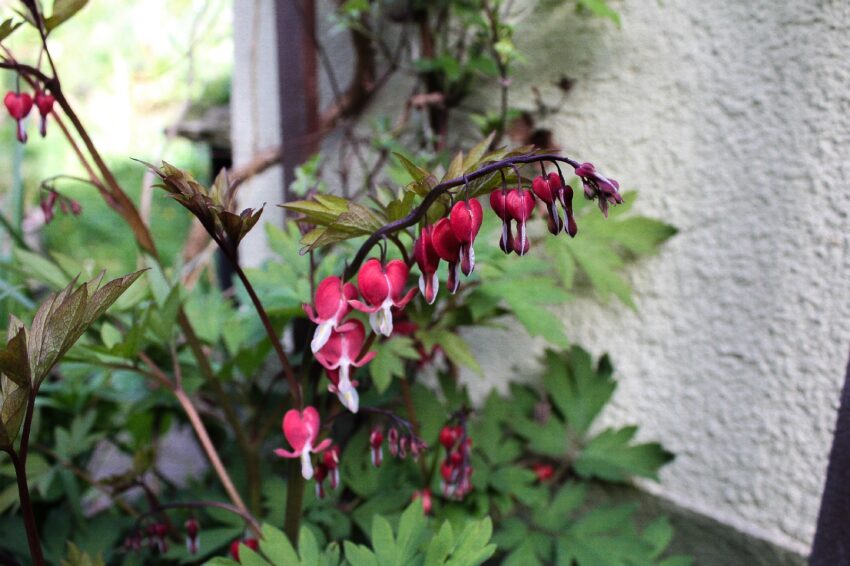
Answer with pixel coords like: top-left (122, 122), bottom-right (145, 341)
top-left (139, 352), bottom-right (249, 514)
top-left (343, 153), bottom-right (580, 280)
top-left (228, 256), bottom-right (302, 409)
top-left (283, 458), bottom-right (306, 544)
top-left (8, 449), bottom-right (44, 566)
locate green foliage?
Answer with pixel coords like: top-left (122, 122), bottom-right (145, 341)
top-left (0, 271), bottom-right (143, 449)
top-left (205, 505), bottom-right (495, 566)
top-left (45, 0), bottom-right (90, 33)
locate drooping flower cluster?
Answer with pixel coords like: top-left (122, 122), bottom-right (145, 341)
top-left (40, 189), bottom-right (82, 224)
top-left (438, 424), bottom-right (473, 500)
top-left (575, 162), bottom-right (623, 217)
top-left (368, 425), bottom-right (427, 467)
top-left (414, 197), bottom-right (484, 298)
top-left (4, 88), bottom-right (54, 143)
top-left (305, 260), bottom-right (416, 412)
top-left (273, 407), bottom-right (333, 480)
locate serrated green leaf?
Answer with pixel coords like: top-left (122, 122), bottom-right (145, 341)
top-left (642, 516), bottom-right (674, 559)
top-left (344, 541), bottom-right (379, 566)
top-left (577, 0), bottom-right (620, 25)
top-left (0, 18), bottom-right (22, 41)
top-left (421, 331), bottom-right (481, 374)
top-left (299, 527), bottom-right (320, 566)
top-left (532, 482), bottom-right (587, 529)
top-left (396, 503), bottom-right (427, 564)
top-left (45, 0), bottom-right (89, 32)
top-left (544, 347), bottom-right (616, 435)
top-left (371, 514), bottom-right (397, 565)
top-left (575, 426), bottom-right (674, 482)
top-left (370, 337), bottom-right (420, 393)
top-left (424, 520), bottom-right (454, 566)
top-left (259, 523), bottom-right (299, 565)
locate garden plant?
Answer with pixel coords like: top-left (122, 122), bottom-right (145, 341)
top-left (0, 1), bottom-right (690, 564)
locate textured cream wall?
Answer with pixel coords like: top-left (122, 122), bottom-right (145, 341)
top-left (232, 0), bottom-right (850, 555)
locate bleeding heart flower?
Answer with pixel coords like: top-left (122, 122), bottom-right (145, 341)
top-left (4, 91), bottom-right (33, 143)
top-left (349, 258), bottom-right (417, 337)
top-left (369, 428), bottom-right (384, 467)
top-left (323, 445), bottom-right (340, 489)
top-left (431, 218), bottom-right (461, 294)
top-left (314, 463), bottom-right (329, 499)
top-left (185, 518), bottom-right (200, 555)
top-left (414, 225), bottom-right (440, 305)
top-left (273, 406), bottom-right (333, 479)
top-left (449, 199), bottom-right (483, 275)
top-left (34, 90), bottom-right (55, 137)
top-left (575, 162), bottom-right (623, 217)
top-left (507, 189), bottom-right (536, 256)
top-left (532, 174), bottom-right (563, 235)
top-left (489, 190), bottom-right (514, 254)
top-left (303, 275), bottom-right (359, 353)
top-left (315, 320), bottom-right (377, 413)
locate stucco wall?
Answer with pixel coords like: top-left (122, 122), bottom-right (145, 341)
top-left (232, 0), bottom-right (850, 555)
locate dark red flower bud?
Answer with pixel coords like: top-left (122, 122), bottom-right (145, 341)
top-left (185, 518), bottom-right (200, 554)
top-left (449, 451), bottom-right (463, 466)
top-left (4, 91), bottom-right (33, 143)
top-left (34, 90), bottom-right (54, 137)
top-left (506, 189), bottom-right (535, 255)
top-left (370, 429), bottom-right (384, 467)
top-left (449, 199), bottom-right (483, 275)
top-left (532, 174), bottom-right (563, 235)
top-left (439, 426), bottom-right (458, 449)
top-left (388, 427), bottom-right (399, 457)
top-left (431, 218), bottom-right (461, 294)
top-left (489, 190), bottom-right (515, 253)
top-left (441, 460), bottom-right (455, 482)
top-left (532, 463), bottom-right (555, 482)
top-left (323, 445), bottom-right (340, 488)
top-left (414, 225), bottom-right (441, 304)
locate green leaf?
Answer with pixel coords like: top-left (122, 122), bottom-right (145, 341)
top-left (299, 528), bottom-right (320, 566)
top-left (45, 0), bottom-right (89, 32)
top-left (0, 18), bottom-right (23, 41)
top-left (576, 0), bottom-right (620, 24)
top-left (532, 482), bottom-right (587, 529)
top-left (642, 516), bottom-right (674, 559)
top-left (60, 542), bottom-right (104, 566)
top-left (575, 427), bottom-right (674, 482)
top-left (370, 337), bottom-right (420, 393)
top-left (395, 501), bottom-right (427, 564)
top-left (543, 347), bottom-right (616, 435)
top-left (371, 515), bottom-right (397, 565)
top-left (424, 520), bottom-right (455, 566)
top-left (607, 217), bottom-right (678, 256)
top-left (259, 523), bottom-right (299, 565)
top-left (420, 330), bottom-right (481, 374)
top-left (344, 542), bottom-right (379, 566)
top-left (503, 540), bottom-right (541, 566)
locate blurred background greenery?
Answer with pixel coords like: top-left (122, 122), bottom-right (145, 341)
top-left (0, 0), bottom-right (232, 279)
